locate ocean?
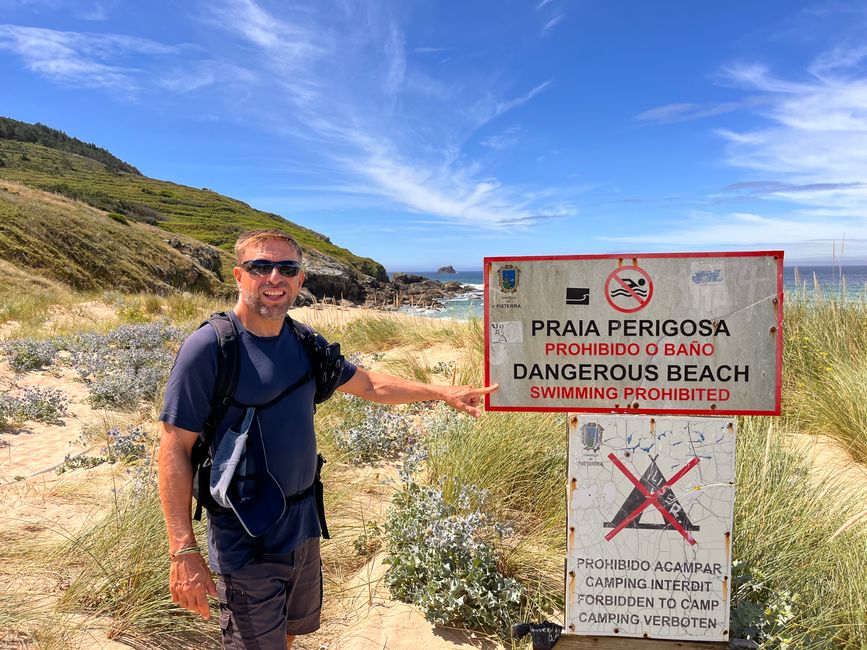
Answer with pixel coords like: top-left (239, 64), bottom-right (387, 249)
top-left (393, 265), bottom-right (867, 321)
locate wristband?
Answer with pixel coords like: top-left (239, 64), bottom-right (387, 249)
top-left (170, 545), bottom-right (201, 559)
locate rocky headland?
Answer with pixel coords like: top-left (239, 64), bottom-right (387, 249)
top-left (294, 266), bottom-right (474, 311)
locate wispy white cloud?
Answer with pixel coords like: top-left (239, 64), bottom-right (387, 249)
top-left (481, 125), bottom-right (522, 150)
top-left (0, 25), bottom-right (178, 91)
top-left (541, 15), bottom-right (563, 36)
top-left (635, 98), bottom-right (768, 124)
top-left (199, 0), bottom-right (564, 229)
top-left (599, 211), bottom-right (866, 260)
top-left (632, 40), bottom-right (867, 259)
top-left (716, 53), bottom-right (867, 221)
top-left (0, 23), bottom-right (255, 98)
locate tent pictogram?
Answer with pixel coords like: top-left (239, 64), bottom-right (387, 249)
top-left (603, 453), bottom-right (700, 545)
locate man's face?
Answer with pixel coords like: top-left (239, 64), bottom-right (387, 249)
top-left (233, 240), bottom-right (305, 321)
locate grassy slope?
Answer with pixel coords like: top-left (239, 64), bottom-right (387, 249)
top-left (0, 138), bottom-right (387, 286)
top-left (0, 180), bottom-right (227, 296)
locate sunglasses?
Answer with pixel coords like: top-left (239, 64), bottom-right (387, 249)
top-left (240, 259), bottom-right (303, 277)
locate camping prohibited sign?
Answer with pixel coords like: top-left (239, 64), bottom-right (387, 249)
top-left (566, 415), bottom-right (736, 643)
top-left (484, 252), bottom-right (784, 415)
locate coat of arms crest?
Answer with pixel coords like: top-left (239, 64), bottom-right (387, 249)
top-left (497, 264), bottom-right (521, 293)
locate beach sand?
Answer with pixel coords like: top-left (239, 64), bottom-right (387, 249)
top-left (2, 304), bottom-right (864, 648)
top-left (0, 305), bottom-right (505, 649)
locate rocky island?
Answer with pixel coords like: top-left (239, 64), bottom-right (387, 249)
top-left (437, 265), bottom-right (457, 274)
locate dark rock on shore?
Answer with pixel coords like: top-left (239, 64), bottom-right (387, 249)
top-left (361, 272), bottom-right (474, 311)
top-left (302, 249), bottom-right (368, 303)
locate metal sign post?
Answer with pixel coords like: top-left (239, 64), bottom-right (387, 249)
top-left (483, 251), bottom-right (783, 649)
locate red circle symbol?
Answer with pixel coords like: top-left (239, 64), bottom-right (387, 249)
top-left (604, 266), bottom-right (653, 313)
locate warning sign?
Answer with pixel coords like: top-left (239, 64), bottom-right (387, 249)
top-left (605, 265), bottom-right (653, 313)
top-left (566, 415), bottom-right (735, 643)
top-left (484, 252), bottom-right (783, 415)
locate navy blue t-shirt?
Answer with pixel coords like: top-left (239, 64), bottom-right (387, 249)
top-left (160, 311), bottom-right (356, 573)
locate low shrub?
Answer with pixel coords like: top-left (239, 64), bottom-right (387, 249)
top-left (58, 425), bottom-right (151, 474)
top-left (730, 559), bottom-right (798, 646)
top-left (0, 387), bottom-right (69, 430)
top-left (334, 400), bottom-right (414, 463)
top-left (383, 479), bottom-right (524, 635)
top-left (353, 521), bottom-right (383, 557)
top-left (1, 337), bottom-right (58, 371)
top-left (65, 322), bottom-right (184, 409)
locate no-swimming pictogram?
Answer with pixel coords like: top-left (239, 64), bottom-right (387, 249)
top-left (604, 453), bottom-right (700, 545)
top-left (604, 265), bottom-right (653, 313)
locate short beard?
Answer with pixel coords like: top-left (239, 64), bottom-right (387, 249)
top-left (242, 291), bottom-right (290, 320)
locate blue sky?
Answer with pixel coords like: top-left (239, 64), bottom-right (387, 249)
top-left (2, 1), bottom-right (866, 270)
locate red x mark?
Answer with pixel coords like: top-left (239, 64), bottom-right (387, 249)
top-left (604, 453), bottom-right (701, 545)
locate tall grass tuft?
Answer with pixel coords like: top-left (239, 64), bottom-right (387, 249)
top-left (384, 350), bottom-right (433, 383)
top-left (783, 295), bottom-right (867, 462)
top-left (338, 316), bottom-right (405, 352)
top-left (733, 417), bottom-right (867, 647)
top-left (57, 477), bottom-right (220, 648)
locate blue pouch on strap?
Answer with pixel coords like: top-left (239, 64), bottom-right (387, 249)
top-left (209, 407), bottom-right (286, 537)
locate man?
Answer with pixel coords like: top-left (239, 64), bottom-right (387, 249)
top-left (158, 229), bottom-right (496, 649)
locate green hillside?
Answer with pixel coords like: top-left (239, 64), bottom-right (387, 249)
top-left (0, 116), bottom-right (140, 174)
top-left (0, 179), bottom-right (229, 295)
top-left (0, 121), bottom-right (387, 291)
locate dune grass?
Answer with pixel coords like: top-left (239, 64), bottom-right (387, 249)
top-left (3, 289), bottom-right (866, 647)
top-left (782, 295), bottom-right (867, 463)
top-left (55, 474), bottom-right (221, 648)
top-left (733, 417), bottom-right (867, 647)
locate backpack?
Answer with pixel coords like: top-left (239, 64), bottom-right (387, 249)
top-left (188, 311), bottom-right (344, 538)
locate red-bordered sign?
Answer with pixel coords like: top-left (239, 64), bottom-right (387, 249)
top-left (483, 251), bottom-right (784, 416)
top-left (604, 265), bottom-right (653, 313)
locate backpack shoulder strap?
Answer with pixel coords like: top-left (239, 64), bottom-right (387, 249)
top-left (202, 312), bottom-right (240, 440)
top-left (286, 315), bottom-right (345, 404)
top-left (191, 311), bottom-right (240, 521)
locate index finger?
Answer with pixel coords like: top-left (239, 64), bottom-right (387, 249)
top-left (470, 383), bottom-right (499, 396)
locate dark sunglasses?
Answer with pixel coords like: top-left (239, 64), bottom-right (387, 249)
top-left (240, 259), bottom-right (303, 277)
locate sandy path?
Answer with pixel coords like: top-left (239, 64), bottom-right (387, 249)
top-left (0, 363), bottom-right (103, 482)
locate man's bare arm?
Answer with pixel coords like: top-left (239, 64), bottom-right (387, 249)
top-left (157, 422), bottom-right (217, 619)
top-left (337, 368), bottom-right (498, 417)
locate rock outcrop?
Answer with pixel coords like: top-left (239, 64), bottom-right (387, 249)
top-left (302, 249), bottom-right (368, 303)
top-left (358, 273), bottom-right (474, 311)
top-left (436, 265), bottom-right (456, 274)
top-left (163, 238), bottom-right (223, 280)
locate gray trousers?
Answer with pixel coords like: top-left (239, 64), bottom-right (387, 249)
top-left (217, 537), bottom-right (321, 649)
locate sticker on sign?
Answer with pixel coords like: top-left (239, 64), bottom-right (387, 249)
top-left (566, 415), bottom-right (735, 643)
top-left (483, 252), bottom-right (783, 415)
